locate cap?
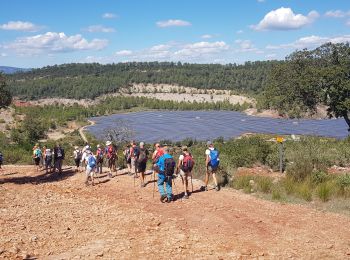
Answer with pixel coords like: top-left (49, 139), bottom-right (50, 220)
top-left (106, 141), bottom-right (112, 146)
top-left (97, 144), bottom-right (100, 148)
top-left (207, 140), bottom-right (213, 146)
top-left (140, 142), bottom-right (145, 146)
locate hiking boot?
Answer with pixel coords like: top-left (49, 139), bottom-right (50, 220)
top-left (160, 195), bottom-right (167, 203)
top-left (108, 173), bottom-right (112, 178)
top-left (215, 185), bottom-right (220, 191)
top-left (141, 183), bottom-right (146, 188)
top-left (183, 194), bottom-right (189, 199)
top-left (167, 197), bottom-right (173, 203)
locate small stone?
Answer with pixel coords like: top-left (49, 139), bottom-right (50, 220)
top-left (96, 252), bottom-right (104, 257)
top-left (327, 244), bottom-right (334, 249)
top-left (157, 222), bottom-right (161, 226)
top-left (67, 227), bottom-right (71, 230)
top-left (21, 252), bottom-right (30, 259)
top-left (30, 236), bottom-right (38, 242)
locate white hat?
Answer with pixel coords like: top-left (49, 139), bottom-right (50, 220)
top-left (106, 141), bottom-right (112, 146)
top-left (86, 150), bottom-right (91, 154)
top-left (140, 142), bottom-right (145, 146)
top-left (97, 144), bottom-right (100, 148)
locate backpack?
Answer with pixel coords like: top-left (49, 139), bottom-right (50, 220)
top-left (138, 148), bottom-right (148, 163)
top-left (74, 150), bottom-right (82, 160)
top-left (34, 148), bottom-right (42, 158)
top-left (209, 149), bottom-right (219, 168)
top-left (164, 157), bottom-right (176, 176)
top-left (87, 155), bottom-right (96, 168)
top-left (182, 153), bottom-right (194, 172)
top-left (46, 149), bottom-right (52, 158)
top-left (107, 146), bottom-right (116, 159)
top-left (56, 147), bottom-right (63, 159)
top-left (153, 149), bottom-right (164, 163)
top-left (97, 149), bottom-right (104, 162)
top-left (133, 146), bottom-right (140, 159)
top-left (0, 152), bottom-right (3, 162)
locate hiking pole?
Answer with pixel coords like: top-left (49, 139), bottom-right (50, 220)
top-left (191, 175), bottom-right (194, 193)
top-left (152, 171), bottom-right (155, 198)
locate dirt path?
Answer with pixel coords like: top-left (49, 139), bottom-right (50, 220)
top-left (1, 166), bottom-right (350, 259)
top-left (79, 120), bottom-right (95, 143)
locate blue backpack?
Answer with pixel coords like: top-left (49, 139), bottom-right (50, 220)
top-left (88, 155), bottom-right (96, 168)
top-left (35, 148), bottom-right (42, 158)
top-left (209, 149), bottom-right (219, 168)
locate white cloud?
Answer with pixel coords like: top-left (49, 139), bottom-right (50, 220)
top-left (84, 25), bottom-right (116, 33)
top-left (150, 44), bottom-right (171, 51)
top-left (115, 50), bottom-right (133, 56)
top-left (156, 19), bottom-right (191, 28)
top-left (324, 10), bottom-right (350, 18)
top-left (251, 7), bottom-right (319, 31)
top-left (0, 53), bottom-right (8, 57)
top-left (266, 34), bottom-right (350, 50)
top-left (4, 32), bottom-right (108, 55)
top-left (0, 21), bottom-right (41, 32)
top-left (102, 13), bottom-right (117, 19)
top-left (235, 39), bottom-right (258, 52)
top-left (201, 34), bottom-right (213, 39)
top-left (347, 20), bottom-right (350, 26)
top-left (265, 53), bottom-right (277, 59)
top-left (236, 30), bottom-right (243, 34)
top-left (257, 0), bottom-right (265, 2)
top-left (174, 41), bottom-right (229, 58)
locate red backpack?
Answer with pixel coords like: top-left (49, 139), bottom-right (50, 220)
top-left (182, 153), bottom-right (194, 172)
top-left (107, 146), bottom-right (116, 159)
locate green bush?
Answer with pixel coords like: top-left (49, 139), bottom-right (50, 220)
top-left (337, 174), bottom-right (350, 198)
top-left (316, 182), bottom-right (333, 202)
top-left (311, 170), bottom-right (329, 184)
top-left (272, 186), bottom-right (283, 201)
top-left (257, 177), bottom-right (273, 193)
top-left (296, 182), bottom-right (313, 201)
top-left (281, 177), bottom-right (295, 195)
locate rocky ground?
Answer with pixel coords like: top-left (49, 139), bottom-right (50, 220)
top-left (1, 165), bottom-right (350, 259)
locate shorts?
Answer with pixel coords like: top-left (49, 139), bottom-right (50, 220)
top-left (131, 158), bottom-right (136, 167)
top-left (86, 166), bottom-right (95, 177)
top-left (207, 165), bottom-right (218, 173)
top-left (126, 157), bottom-right (131, 164)
top-left (74, 158), bottom-right (80, 167)
top-left (108, 157), bottom-right (116, 168)
top-left (179, 169), bottom-right (192, 177)
top-left (34, 157), bottom-right (40, 165)
top-left (137, 161), bottom-right (147, 172)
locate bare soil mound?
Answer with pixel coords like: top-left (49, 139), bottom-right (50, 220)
top-left (1, 166), bottom-right (349, 259)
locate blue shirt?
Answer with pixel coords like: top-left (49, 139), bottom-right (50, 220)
top-left (156, 153), bottom-right (173, 173)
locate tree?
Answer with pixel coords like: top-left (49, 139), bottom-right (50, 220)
top-left (264, 42), bottom-right (350, 131)
top-left (0, 73), bottom-right (12, 108)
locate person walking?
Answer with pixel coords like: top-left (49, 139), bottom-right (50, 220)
top-left (123, 144), bottom-right (132, 174)
top-left (202, 141), bottom-right (220, 191)
top-left (130, 141), bottom-right (140, 177)
top-left (44, 146), bottom-right (53, 174)
top-left (96, 144), bottom-right (104, 174)
top-left (72, 146), bottom-right (82, 172)
top-left (157, 147), bottom-right (176, 203)
top-left (85, 150), bottom-right (97, 186)
top-left (53, 143), bottom-right (65, 174)
top-left (137, 142), bottom-right (149, 187)
top-left (33, 145), bottom-right (42, 171)
top-left (105, 141), bottom-right (116, 177)
top-left (81, 143), bottom-right (90, 171)
top-left (177, 146), bottom-right (195, 199)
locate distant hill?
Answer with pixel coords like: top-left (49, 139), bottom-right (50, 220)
top-left (0, 66), bottom-right (31, 74)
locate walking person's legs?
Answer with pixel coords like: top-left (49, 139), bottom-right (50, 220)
top-left (165, 176), bottom-right (173, 201)
top-left (158, 174), bottom-right (167, 202)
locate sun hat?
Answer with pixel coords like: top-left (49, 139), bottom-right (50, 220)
top-left (140, 141), bottom-right (145, 146)
top-left (106, 141), bottom-right (112, 146)
top-left (97, 144), bottom-right (100, 148)
top-left (207, 140), bottom-right (213, 146)
top-left (74, 146), bottom-right (79, 149)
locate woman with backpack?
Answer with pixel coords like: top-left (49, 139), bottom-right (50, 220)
top-left (177, 146), bottom-right (195, 199)
top-left (85, 150), bottom-right (97, 186)
top-left (202, 141), bottom-right (220, 191)
top-left (95, 144), bottom-right (104, 174)
top-left (137, 142), bottom-right (149, 187)
top-left (72, 146), bottom-right (82, 172)
top-left (105, 141), bottom-right (116, 178)
top-left (44, 146), bottom-right (53, 174)
top-left (33, 145), bottom-right (42, 171)
top-left (0, 151), bottom-right (3, 170)
top-left (123, 144), bottom-right (132, 175)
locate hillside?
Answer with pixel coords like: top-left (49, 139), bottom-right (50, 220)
top-left (1, 165), bottom-right (349, 259)
top-left (6, 61), bottom-right (280, 100)
top-left (0, 66), bottom-right (31, 74)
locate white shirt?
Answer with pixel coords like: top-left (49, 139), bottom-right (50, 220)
top-left (205, 147), bottom-right (219, 161)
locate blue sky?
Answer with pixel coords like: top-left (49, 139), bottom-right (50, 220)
top-left (0, 0), bottom-right (350, 68)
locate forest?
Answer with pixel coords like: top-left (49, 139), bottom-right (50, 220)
top-left (7, 60), bottom-right (280, 99)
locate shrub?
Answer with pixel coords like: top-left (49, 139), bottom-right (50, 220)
top-left (296, 182), bottom-right (312, 201)
top-left (311, 170), bottom-right (329, 184)
top-left (286, 156), bottom-right (313, 182)
top-left (316, 182), bottom-right (333, 202)
top-left (232, 175), bottom-right (251, 190)
top-left (257, 177), bottom-right (273, 193)
top-left (281, 177), bottom-right (295, 195)
top-left (337, 174), bottom-right (350, 198)
top-left (272, 186), bottom-right (283, 201)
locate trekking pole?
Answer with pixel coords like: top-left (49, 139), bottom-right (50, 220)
top-left (152, 171), bottom-right (155, 198)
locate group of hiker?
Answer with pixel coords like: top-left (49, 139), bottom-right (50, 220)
top-left (32, 143), bottom-right (65, 174)
top-left (28, 139), bottom-right (221, 203)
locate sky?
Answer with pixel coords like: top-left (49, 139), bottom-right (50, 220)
top-left (0, 0), bottom-right (350, 68)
